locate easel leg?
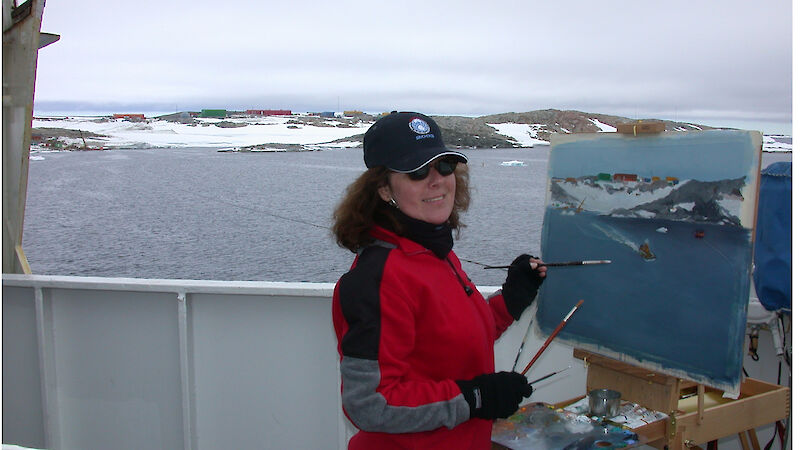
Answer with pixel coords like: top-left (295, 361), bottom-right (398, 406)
top-left (671, 427), bottom-right (684, 449)
top-left (746, 429), bottom-right (760, 449)
top-left (737, 432), bottom-right (751, 450)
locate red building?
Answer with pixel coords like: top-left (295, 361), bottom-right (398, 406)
top-left (613, 173), bottom-right (638, 182)
top-left (246, 109), bottom-right (291, 116)
top-left (113, 113), bottom-right (145, 120)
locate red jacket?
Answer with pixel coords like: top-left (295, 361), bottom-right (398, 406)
top-left (332, 226), bottom-right (515, 449)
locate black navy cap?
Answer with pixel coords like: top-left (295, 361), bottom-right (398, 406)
top-left (363, 112), bottom-right (468, 172)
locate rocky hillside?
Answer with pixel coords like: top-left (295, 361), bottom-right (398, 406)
top-left (432, 109), bottom-right (715, 149)
top-left (31, 109), bottom-right (730, 151)
top-left (320, 109), bottom-right (717, 150)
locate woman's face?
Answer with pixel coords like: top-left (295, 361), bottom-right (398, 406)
top-left (379, 159), bottom-right (457, 225)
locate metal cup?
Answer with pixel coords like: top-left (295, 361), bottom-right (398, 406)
top-left (588, 388), bottom-right (621, 418)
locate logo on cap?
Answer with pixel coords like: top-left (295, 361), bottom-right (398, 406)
top-left (409, 118), bottom-right (431, 135)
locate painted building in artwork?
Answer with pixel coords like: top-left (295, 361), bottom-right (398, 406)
top-left (613, 173), bottom-right (638, 182)
top-left (597, 172), bottom-right (612, 181)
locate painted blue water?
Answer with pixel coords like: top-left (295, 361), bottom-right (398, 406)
top-left (537, 209), bottom-right (753, 388)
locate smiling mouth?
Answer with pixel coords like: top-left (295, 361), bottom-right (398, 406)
top-left (423, 195), bottom-right (445, 203)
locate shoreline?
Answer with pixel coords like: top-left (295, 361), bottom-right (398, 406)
top-left (31, 112), bottom-right (793, 153)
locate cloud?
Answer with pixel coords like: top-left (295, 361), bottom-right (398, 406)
top-left (34, 0), bottom-right (791, 128)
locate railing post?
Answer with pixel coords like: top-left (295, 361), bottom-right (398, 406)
top-left (35, 286), bottom-right (61, 449)
top-left (177, 291), bottom-right (195, 450)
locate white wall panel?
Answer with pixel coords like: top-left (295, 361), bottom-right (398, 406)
top-left (3, 286), bottom-right (45, 448)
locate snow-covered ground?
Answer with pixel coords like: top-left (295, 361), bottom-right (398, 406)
top-left (31, 114), bottom-right (791, 152)
top-left (488, 117), bottom-right (617, 147)
top-left (487, 123), bottom-right (551, 146)
top-left (32, 115), bottom-right (370, 150)
top-left (587, 118), bottom-right (617, 132)
top-left (762, 135), bottom-right (793, 152)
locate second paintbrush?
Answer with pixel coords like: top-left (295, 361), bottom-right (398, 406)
top-left (483, 260), bottom-right (611, 269)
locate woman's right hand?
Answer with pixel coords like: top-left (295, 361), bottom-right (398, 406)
top-left (455, 371), bottom-right (533, 419)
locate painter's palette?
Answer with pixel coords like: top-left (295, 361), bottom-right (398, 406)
top-left (492, 403), bottom-right (638, 449)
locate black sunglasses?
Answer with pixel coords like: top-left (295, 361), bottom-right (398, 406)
top-left (406, 158), bottom-right (459, 181)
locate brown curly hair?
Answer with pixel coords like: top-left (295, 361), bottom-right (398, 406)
top-left (332, 164), bottom-right (471, 252)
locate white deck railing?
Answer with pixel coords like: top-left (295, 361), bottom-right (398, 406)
top-left (3, 274), bottom-right (786, 450)
top-left (1, 274), bottom-right (587, 450)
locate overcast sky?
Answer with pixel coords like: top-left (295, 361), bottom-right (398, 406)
top-left (34, 0), bottom-right (792, 132)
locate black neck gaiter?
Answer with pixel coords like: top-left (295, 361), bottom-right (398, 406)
top-left (390, 208), bottom-right (454, 259)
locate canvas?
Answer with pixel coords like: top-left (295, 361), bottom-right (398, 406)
top-left (536, 130), bottom-right (762, 393)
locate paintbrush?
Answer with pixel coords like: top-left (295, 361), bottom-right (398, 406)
top-left (512, 316), bottom-right (536, 372)
top-left (483, 260), bottom-right (611, 269)
top-left (521, 299), bottom-right (584, 376)
top-left (528, 366), bottom-right (571, 386)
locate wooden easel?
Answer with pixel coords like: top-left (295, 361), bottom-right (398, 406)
top-left (574, 349), bottom-right (789, 449)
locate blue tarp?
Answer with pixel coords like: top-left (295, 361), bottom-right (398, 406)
top-left (753, 161), bottom-right (792, 311)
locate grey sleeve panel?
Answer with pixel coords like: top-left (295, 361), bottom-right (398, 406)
top-left (341, 356), bottom-right (471, 433)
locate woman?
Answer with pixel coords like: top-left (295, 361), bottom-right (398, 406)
top-left (331, 112), bottom-right (546, 449)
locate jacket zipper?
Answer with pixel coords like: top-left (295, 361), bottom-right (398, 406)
top-left (445, 257), bottom-right (474, 296)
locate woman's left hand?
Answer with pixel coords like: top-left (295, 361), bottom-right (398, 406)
top-left (502, 254), bottom-right (547, 320)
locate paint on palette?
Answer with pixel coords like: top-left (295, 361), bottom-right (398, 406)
top-left (492, 403), bottom-right (638, 449)
top-left (535, 130), bottom-right (761, 393)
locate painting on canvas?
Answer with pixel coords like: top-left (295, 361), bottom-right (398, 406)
top-left (535, 130), bottom-right (762, 393)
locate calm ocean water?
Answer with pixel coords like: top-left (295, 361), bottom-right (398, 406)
top-left (22, 148), bottom-right (790, 286)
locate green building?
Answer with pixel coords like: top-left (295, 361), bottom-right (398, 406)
top-left (200, 109), bottom-right (227, 118)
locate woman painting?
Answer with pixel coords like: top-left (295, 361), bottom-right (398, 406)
top-left (331, 112), bottom-right (546, 449)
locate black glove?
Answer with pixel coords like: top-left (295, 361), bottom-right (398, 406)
top-left (502, 254), bottom-right (546, 320)
top-left (456, 371), bottom-right (533, 419)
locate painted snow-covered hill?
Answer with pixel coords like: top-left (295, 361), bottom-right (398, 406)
top-left (550, 175), bottom-right (746, 226)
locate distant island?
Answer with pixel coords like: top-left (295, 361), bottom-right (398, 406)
top-left (30, 109), bottom-right (792, 152)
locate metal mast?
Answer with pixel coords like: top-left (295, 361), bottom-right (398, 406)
top-left (2, 0), bottom-right (58, 273)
